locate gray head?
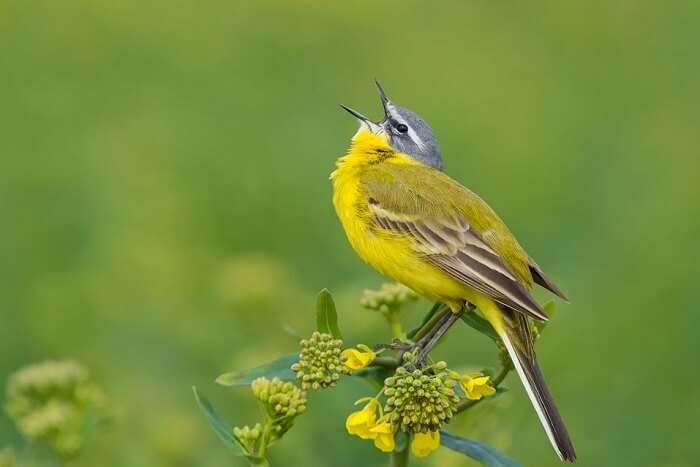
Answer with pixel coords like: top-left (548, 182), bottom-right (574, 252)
top-left (341, 81), bottom-right (443, 170)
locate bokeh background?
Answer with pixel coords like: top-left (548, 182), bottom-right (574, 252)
top-left (1, 1), bottom-right (699, 466)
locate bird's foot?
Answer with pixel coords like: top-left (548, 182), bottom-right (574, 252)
top-left (372, 339), bottom-right (412, 353)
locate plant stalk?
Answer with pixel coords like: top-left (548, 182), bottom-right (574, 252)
top-left (386, 309), bottom-right (403, 339)
top-left (389, 448), bottom-right (409, 467)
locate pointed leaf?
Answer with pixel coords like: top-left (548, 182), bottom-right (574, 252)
top-left (461, 309), bottom-right (499, 341)
top-left (216, 354), bottom-right (298, 387)
top-left (440, 431), bottom-right (521, 467)
top-left (193, 387), bottom-right (270, 465)
top-left (192, 386), bottom-right (247, 454)
top-left (316, 289), bottom-right (342, 339)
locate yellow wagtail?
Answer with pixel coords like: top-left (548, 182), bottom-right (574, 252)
top-left (331, 81), bottom-right (576, 462)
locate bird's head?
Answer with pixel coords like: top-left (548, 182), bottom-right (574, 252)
top-left (341, 81), bottom-right (443, 170)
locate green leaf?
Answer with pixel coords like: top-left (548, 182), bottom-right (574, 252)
top-left (534, 301), bottom-right (556, 333)
top-left (461, 309), bottom-right (499, 341)
top-left (192, 386), bottom-right (247, 454)
top-left (216, 354), bottom-right (298, 387)
top-left (193, 387), bottom-right (270, 466)
top-left (440, 431), bottom-right (521, 467)
top-left (406, 302), bottom-right (443, 339)
top-left (316, 288), bottom-right (342, 339)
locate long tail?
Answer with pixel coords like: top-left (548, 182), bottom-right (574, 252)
top-left (500, 313), bottom-right (577, 462)
top-left (480, 300), bottom-right (576, 462)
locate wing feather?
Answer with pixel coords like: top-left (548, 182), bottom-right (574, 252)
top-left (368, 199), bottom-right (547, 321)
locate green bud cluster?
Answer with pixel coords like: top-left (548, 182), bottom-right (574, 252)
top-left (251, 377), bottom-right (306, 439)
top-left (232, 423), bottom-right (262, 453)
top-left (4, 360), bottom-right (111, 460)
top-left (382, 362), bottom-right (459, 433)
top-left (291, 332), bottom-right (350, 390)
top-left (361, 283), bottom-right (418, 314)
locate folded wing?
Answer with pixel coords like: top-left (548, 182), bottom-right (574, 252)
top-left (368, 198), bottom-right (547, 321)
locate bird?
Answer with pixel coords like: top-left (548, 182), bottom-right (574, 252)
top-left (331, 81), bottom-right (576, 462)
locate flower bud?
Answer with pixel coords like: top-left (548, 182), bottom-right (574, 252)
top-left (361, 283), bottom-right (418, 313)
top-left (5, 360), bottom-right (111, 460)
top-left (293, 332), bottom-right (351, 390)
top-left (381, 364), bottom-right (458, 433)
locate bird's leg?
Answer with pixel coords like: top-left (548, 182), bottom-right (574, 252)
top-left (412, 306), bottom-right (450, 343)
top-left (372, 307), bottom-right (448, 356)
top-left (412, 310), bottom-right (451, 350)
top-left (415, 305), bottom-right (466, 365)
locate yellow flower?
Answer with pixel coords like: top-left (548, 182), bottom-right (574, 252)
top-left (411, 431), bottom-right (440, 457)
top-left (342, 345), bottom-right (376, 370)
top-left (459, 372), bottom-right (496, 400)
top-left (370, 421), bottom-right (395, 452)
top-left (345, 399), bottom-right (379, 440)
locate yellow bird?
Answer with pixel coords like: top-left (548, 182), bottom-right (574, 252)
top-left (332, 81), bottom-right (576, 462)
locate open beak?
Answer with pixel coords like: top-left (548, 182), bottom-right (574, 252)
top-left (374, 79), bottom-right (390, 117)
top-left (340, 104), bottom-right (383, 133)
top-left (340, 104), bottom-right (371, 122)
top-left (341, 79), bottom-right (393, 133)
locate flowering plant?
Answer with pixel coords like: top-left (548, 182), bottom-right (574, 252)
top-left (195, 286), bottom-right (556, 466)
top-left (2, 360), bottom-right (112, 467)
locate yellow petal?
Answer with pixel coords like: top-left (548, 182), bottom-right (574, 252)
top-left (370, 423), bottom-right (395, 452)
top-left (460, 373), bottom-right (495, 400)
top-left (464, 378), bottom-right (475, 392)
top-left (472, 376), bottom-right (491, 386)
top-left (350, 423), bottom-right (376, 440)
top-left (342, 348), bottom-right (376, 370)
top-left (411, 431), bottom-right (441, 458)
top-left (374, 433), bottom-right (395, 452)
top-left (346, 411), bottom-right (368, 429)
top-left (459, 380), bottom-right (480, 400)
top-left (345, 400), bottom-right (378, 439)
top-left (370, 422), bottom-right (393, 435)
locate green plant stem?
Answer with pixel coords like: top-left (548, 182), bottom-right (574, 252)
top-left (389, 448), bottom-right (409, 467)
top-left (455, 365), bottom-right (511, 414)
top-left (257, 419), bottom-right (274, 459)
top-left (386, 309), bottom-right (403, 339)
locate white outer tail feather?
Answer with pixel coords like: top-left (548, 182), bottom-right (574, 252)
top-left (500, 332), bottom-right (564, 461)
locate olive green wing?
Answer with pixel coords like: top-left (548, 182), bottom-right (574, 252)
top-left (361, 164), bottom-right (547, 321)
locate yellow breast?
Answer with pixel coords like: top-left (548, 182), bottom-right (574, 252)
top-left (330, 130), bottom-right (481, 308)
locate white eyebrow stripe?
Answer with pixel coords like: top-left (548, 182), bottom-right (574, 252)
top-left (386, 102), bottom-right (426, 150)
top-left (406, 126), bottom-right (426, 150)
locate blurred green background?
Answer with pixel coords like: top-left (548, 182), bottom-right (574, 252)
top-left (1, 1), bottom-right (699, 466)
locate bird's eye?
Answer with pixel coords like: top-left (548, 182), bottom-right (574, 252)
top-left (396, 123), bottom-right (408, 133)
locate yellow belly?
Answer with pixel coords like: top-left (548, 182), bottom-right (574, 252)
top-left (332, 167), bottom-right (481, 311)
